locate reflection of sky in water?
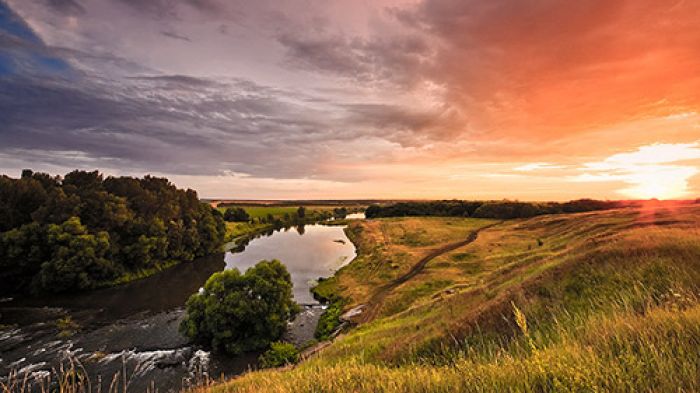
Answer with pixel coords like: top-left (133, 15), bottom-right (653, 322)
top-left (224, 225), bottom-right (356, 304)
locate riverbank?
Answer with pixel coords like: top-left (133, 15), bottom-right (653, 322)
top-left (1, 222), bottom-right (359, 392)
top-left (211, 205), bottom-right (700, 392)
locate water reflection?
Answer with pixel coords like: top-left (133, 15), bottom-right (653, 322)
top-left (7, 253), bottom-right (226, 323)
top-left (225, 224), bottom-right (356, 304)
top-left (1, 222), bottom-right (357, 392)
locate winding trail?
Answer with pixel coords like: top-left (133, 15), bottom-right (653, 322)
top-left (359, 221), bottom-right (502, 323)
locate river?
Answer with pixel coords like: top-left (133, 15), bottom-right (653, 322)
top-left (0, 222), bottom-right (357, 392)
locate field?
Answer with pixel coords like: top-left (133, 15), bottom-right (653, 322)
top-left (219, 205), bottom-right (303, 219)
top-left (208, 203), bottom-right (700, 392)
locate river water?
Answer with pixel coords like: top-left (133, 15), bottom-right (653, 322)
top-left (0, 223), bottom-right (356, 392)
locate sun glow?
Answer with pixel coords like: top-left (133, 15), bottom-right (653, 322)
top-left (618, 165), bottom-right (698, 200)
top-left (573, 143), bottom-right (700, 200)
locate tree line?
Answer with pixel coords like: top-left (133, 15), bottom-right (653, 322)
top-left (221, 205), bottom-right (349, 227)
top-left (0, 170), bottom-right (226, 295)
top-left (365, 199), bottom-right (625, 220)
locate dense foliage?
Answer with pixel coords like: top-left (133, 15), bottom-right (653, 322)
top-left (365, 199), bottom-right (623, 220)
top-left (259, 342), bottom-right (300, 368)
top-left (0, 170), bottom-right (226, 294)
top-left (314, 300), bottom-right (344, 341)
top-left (224, 207), bottom-right (250, 222)
top-left (179, 259), bottom-right (299, 355)
top-left (332, 207), bottom-right (348, 219)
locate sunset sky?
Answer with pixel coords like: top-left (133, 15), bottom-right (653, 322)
top-left (1, 0), bottom-right (699, 200)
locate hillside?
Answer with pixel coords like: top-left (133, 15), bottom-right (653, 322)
top-left (210, 203), bottom-right (700, 392)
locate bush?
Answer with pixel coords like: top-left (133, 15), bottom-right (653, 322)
top-left (179, 260), bottom-right (299, 355)
top-left (224, 207), bottom-right (250, 222)
top-left (259, 342), bottom-right (300, 368)
top-left (315, 301), bottom-right (344, 340)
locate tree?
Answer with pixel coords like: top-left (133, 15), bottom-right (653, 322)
top-left (297, 206), bottom-right (306, 218)
top-left (333, 207), bottom-right (347, 219)
top-left (180, 260), bottom-right (299, 355)
top-left (0, 170), bottom-right (226, 295)
top-left (223, 207), bottom-right (250, 222)
top-left (38, 217), bottom-right (115, 292)
top-left (0, 222), bottom-right (49, 294)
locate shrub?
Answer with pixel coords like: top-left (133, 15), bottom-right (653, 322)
top-left (224, 207), bottom-right (250, 222)
top-left (315, 301), bottom-right (344, 340)
top-left (259, 342), bottom-right (300, 368)
top-left (179, 260), bottom-right (299, 355)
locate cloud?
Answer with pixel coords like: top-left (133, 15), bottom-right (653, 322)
top-left (161, 31), bottom-right (191, 42)
top-left (277, 32), bottom-right (433, 87)
top-left (3, 0), bottom-right (700, 199)
top-left (399, 0), bottom-right (700, 141)
top-left (513, 163), bottom-right (565, 172)
top-left (114, 0), bottom-right (221, 18)
top-left (43, 0), bottom-right (85, 16)
top-left (0, 5), bottom-right (411, 181)
top-left (570, 143), bottom-right (700, 199)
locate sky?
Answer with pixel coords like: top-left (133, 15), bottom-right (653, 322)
top-left (0, 0), bottom-right (699, 200)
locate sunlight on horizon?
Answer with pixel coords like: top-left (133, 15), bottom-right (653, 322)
top-left (573, 143), bottom-right (700, 200)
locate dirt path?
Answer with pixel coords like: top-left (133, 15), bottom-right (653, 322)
top-left (359, 221), bottom-right (502, 323)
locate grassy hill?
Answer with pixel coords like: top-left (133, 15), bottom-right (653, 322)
top-left (207, 203), bottom-right (700, 392)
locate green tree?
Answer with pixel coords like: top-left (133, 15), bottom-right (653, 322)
top-left (38, 217), bottom-right (115, 292)
top-left (180, 260), bottom-right (299, 355)
top-left (0, 223), bottom-right (49, 293)
top-left (223, 207), bottom-right (250, 222)
top-left (297, 206), bottom-right (306, 218)
top-left (0, 170), bottom-right (227, 295)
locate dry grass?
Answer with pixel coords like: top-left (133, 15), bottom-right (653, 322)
top-left (313, 217), bottom-right (497, 308)
top-left (215, 303), bottom-right (700, 393)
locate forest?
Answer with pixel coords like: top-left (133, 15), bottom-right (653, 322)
top-left (364, 199), bottom-right (625, 220)
top-left (0, 170), bottom-right (226, 295)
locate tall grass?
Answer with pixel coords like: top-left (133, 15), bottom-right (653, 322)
top-left (214, 297), bottom-right (700, 392)
top-left (1, 356), bottom-right (214, 393)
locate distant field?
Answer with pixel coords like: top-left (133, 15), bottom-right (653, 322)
top-left (218, 205), bottom-right (301, 218)
top-left (217, 204), bottom-right (700, 392)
